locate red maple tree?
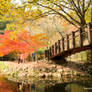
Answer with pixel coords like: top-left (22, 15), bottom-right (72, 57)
top-left (0, 30), bottom-right (47, 59)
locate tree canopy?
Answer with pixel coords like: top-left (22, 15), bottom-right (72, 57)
top-left (0, 0), bottom-right (91, 30)
top-left (22, 0), bottom-right (91, 27)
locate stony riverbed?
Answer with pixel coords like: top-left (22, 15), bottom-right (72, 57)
top-left (0, 60), bottom-right (92, 83)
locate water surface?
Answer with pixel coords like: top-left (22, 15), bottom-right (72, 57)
top-left (0, 76), bottom-right (92, 92)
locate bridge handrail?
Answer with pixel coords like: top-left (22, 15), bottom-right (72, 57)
top-left (45, 23), bottom-right (92, 60)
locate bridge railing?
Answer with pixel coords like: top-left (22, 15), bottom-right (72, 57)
top-left (45, 23), bottom-right (92, 60)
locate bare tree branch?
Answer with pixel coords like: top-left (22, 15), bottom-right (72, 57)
top-left (57, 3), bottom-right (75, 11)
top-left (35, 2), bottom-right (78, 27)
top-left (53, 3), bottom-right (81, 25)
top-left (70, 0), bottom-right (82, 17)
top-left (76, 0), bottom-right (82, 13)
top-left (19, 11), bottom-right (57, 24)
top-left (82, 0), bottom-right (85, 14)
top-left (59, 0), bottom-right (70, 5)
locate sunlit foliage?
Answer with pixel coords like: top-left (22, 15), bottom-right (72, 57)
top-left (0, 30), bottom-right (47, 59)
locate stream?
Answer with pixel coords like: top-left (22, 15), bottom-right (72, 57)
top-left (0, 75), bottom-right (92, 92)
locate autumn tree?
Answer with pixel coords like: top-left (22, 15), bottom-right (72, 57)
top-left (0, 0), bottom-right (91, 30)
top-left (29, 16), bottom-right (66, 45)
top-left (0, 0), bottom-right (29, 31)
top-left (22, 0), bottom-right (91, 27)
top-left (0, 30), bottom-right (47, 60)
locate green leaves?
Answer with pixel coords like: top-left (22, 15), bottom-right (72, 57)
top-left (0, 21), bottom-right (6, 30)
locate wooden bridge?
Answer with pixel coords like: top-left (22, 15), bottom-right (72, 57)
top-left (45, 23), bottom-right (92, 60)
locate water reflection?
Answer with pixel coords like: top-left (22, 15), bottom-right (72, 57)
top-left (0, 76), bottom-right (92, 92)
top-left (45, 82), bottom-right (92, 92)
top-left (65, 84), bottom-right (88, 92)
top-left (17, 82), bottom-right (31, 92)
top-left (17, 82), bottom-right (36, 92)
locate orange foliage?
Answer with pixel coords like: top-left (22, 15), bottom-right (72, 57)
top-left (0, 30), bottom-right (47, 59)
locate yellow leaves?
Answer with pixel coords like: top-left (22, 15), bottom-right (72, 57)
top-left (11, 10), bottom-right (17, 16)
top-left (18, 18), bottom-right (24, 24)
top-left (85, 8), bottom-right (91, 23)
top-left (32, 0), bottom-right (39, 2)
top-left (6, 23), bottom-right (15, 31)
top-left (0, 0), bottom-right (14, 21)
top-left (10, 31), bottom-right (18, 40)
top-left (0, 0), bottom-right (12, 11)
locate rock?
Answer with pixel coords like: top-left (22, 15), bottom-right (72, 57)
top-left (57, 69), bottom-right (63, 73)
top-left (46, 73), bottom-right (53, 78)
top-left (80, 73), bottom-right (85, 77)
top-left (45, 68), bottom-right (50, 73)
top-left (63, 72), bottom-right (71, 76)
top-left (76, 73), bottom-right (81, 76)
top-left (52, 65), bottom-right (57, 68)
top-left (73, 72), bottom-right (77, 76)
top-left (39, 74), bottom-right (46, 78)
top-left (27, 74), bottom-right (30, 77)
top-left (41, 68), bottom-right (46, 72)
top-left (52, 73), bottom-right (61, 78)
top-left (18, 73), bottom-right (27, 77)
top-left (39, 68), bottom-right (42, 72)
top-left (51, 68), bottom-right (57, 73)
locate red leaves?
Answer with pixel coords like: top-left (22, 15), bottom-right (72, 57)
top-left (0, 30), bottom-right (47, 59)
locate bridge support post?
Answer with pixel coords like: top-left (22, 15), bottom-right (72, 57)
top-left (51, 45), bottom-right (53, 56)
top-left (54, 45), bottom-right (55, 56)
top-left (61, 37), bottom-right (64, 51)
top-left (66, 34), bottom-right (69, 50)
top-left (88, 23), bottom-right (92, 45)
top-left (49, 47), bottom-right (51, 58)
top-left (72, 32), bottom-right (75, 48)
top-left (50, 47), bottom-right (52, 58)
top-left (55, 42), bottom-right (58, 54)
top-left (45, 48), bottom-right (49, 61)
top-left (45, 50), bottom-right (47, 58)
top-left (48, 48), bottom-right (51, 60)
top-left (87, 23), bottom-right (92, 63)
top-left (58, 40), bottom-right (61, 53)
